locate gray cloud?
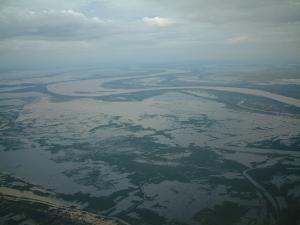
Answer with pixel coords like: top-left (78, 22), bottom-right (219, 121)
top-left (142, 0), bottom-right (300, 24)
top-left (0, 7), bottom-right (116, 40)
top-left (0, 0), bottom-right (299, 68)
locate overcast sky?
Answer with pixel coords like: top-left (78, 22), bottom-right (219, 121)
top-left (1, 0), bottom-right (300, 69)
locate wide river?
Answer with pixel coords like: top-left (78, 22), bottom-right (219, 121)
top-left (47, 70), bottom-right (300, 108)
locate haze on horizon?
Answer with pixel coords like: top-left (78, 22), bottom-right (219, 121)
top-left (0, 0), bottom-right (300, 69)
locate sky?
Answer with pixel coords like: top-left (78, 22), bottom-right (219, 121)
top-left (0, 0), bottom-right (300, 69)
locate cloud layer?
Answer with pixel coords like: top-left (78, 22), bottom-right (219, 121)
top-left (0, 0), bottom-right (299, 68)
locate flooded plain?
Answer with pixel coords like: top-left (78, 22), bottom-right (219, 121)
top-left (1, 65), bottom-right (300, 225)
